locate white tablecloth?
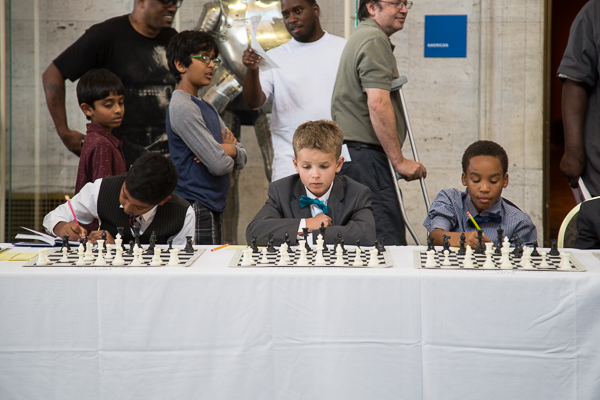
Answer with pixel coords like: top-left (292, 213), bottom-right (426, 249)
top-left (1, 245), bottom-right (600, 400)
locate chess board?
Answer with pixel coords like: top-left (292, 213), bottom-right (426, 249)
top-left (414, 249), bottom-right (586, 271)
top-left (229, 246), bottom-right (393, 268)
top-left (23, 246), bottom-right (205, 267)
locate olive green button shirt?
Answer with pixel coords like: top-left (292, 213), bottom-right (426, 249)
top-left (331, 18), bottom-right (406, 147)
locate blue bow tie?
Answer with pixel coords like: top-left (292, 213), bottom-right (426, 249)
top-left (299, 195), bottom-right (328, 214)
top-left (468, 213), bottom-right (502, 227)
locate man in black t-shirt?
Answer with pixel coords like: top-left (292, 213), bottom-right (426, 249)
top-left (42, 0), bottom-right (183, 165)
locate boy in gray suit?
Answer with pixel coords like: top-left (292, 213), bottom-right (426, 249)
top-left (246, 120), bottom-right (376, 245)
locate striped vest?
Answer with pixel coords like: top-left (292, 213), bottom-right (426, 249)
top-left (97, 174), bottom-right (189, 244)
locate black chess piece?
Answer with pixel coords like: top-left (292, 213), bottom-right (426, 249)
top-left (167, 237), bottom-right (174, 251)
top-left (426, 237), bottom-right (435, 252)
top-left (495, 227), bottom-right (504, 254)
top-left (117, 227), bottom-right (126, 249)
top-left (133, 224), bottom-right (141, 248)
top-left (127, 240), bottom-right (134, 255)
top-left (374, 239), bottom-right (383, 255)
top-left (283, 232), bottom-right (291, 247)
top-left (319, 223), bottom-right (327, 252)
top-left (251, 236), bottom-right (259, 253)
top-left (457, 233), bottom-right (466, 256)
top-left (267, 234), bottom-right (276, 253)
top-left (356, 239), bottom-right (361, 249)
top-left (62, 236), bottom-right (71, 251)
top-left (302, 228), bottom-right (311, 252)
top-left (378, 237), bottom-right (386, 252)
top-left (474, 230), bottom-right (485, 254)
top-left (549, 239), bottom-right (560, 256)
top-left (531, 241), bottom-right (540, 257)
top-left (84, 232), bottom-right (89, 245)
top-left (101, 230), bottom-right (107, 242)
top-left (340, 238), bottom-right (346, 253)
top-left (442, 235), bottom-right (451, 252)
top-left (145, 231), bottom-right (157, 255)
top-left (184, 236), bottom-right (194, 253)
top-left (512, 235), bottom-right (523, 258)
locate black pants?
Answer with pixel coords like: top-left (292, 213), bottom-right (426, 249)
top-left (190, 201), bottom-right (223, 245)
top-left (339, 145), bottom-right (407, 245)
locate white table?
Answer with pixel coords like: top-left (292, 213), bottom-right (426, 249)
top-left (1, 245), bottom-right (600, 400)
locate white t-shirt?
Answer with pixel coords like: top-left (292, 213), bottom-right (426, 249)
top-left (259, 32), bottom-right (347, 182)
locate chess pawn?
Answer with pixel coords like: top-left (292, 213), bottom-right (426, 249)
top-left (424, 249), bottom-right (437, 268)
top-left (277, 245), bottom-right (289, 266)
top-left (334, 246), bottom-right (345, 266)
top-left (367, 248), bottom-right (380, 267)
top-left (441, 250), bottom-right (452, 268)
top-left (240, 248), bottom-right (254, 267)
top-left (296, 247), bottom-right (309, 266)
top-left (76, 251), bottom-right (87, 266)
top-left (463, 246), bottom-right (474, 268)
top-left (105, 243), bottom-right (114, 260)
top-left (59, 247), bottom-right (70, 263)
top-left (84, 242), bottom-right (95, 261)
top-left (168, 248), bottom-right (180, 266)
top-left (260, 247), bottom-right (269, 264)
top-left (150, 248), bottom-right (163, 266)
top-left (352, 247), bottom-right (364, 267)
top-left (559, 252), bottom-right (572, 270)
top-left (136, 247), bottom-right (146, 266)
top-left (538, 251), bottom-right (550, 268)
top-left (483, 244), bottom-right (495, 269)
top-left (36, 249), bottom-right (48, 266)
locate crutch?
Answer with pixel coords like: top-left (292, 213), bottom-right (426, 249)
top-left (388, 76), bottom-right (431, 245)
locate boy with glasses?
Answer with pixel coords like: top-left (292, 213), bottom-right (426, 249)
top-left (166, 30), bottom-right (247, 245)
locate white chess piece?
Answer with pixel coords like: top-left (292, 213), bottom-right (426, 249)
top-left (84, 242), bottom-right (95, 261)
top-left (78, 241), bottom-right (85, 254)
top-left (76, 251), bottom-right (87, 266)
top-left (96, 239), bottom-right (104, 254)
top-left (334, 246), bottom-right (345, 266)
top-left (559, 252), bottom-right (572, 270)
top-left (260, 247), bottom-right (269, 264)
top-left (484, 242), bottom-right (494, 254)
top-left (352, 247), bottom-right (364, 267)
top-left (521, 247), bottom-right (535, 270)
top-left (500, 245), bottom-right (513, 269)
top-left (424, 249), bottom-right (437, 268)
top-left (105, 243), bottom-right (113, 260)
top-left (136, 247), bottom-right (146, 266)
top-left (168, 248), bottom-right (180, 266)
top-left (114, 233), bottom-right (123, 254)
top-left (59, 247), bottom-right (70, 263)
top-left (277, 245), bottom-right (289, 266)
top-left (36, 249), bottom-right (48, 266)
top-left (94, 248), bottom-right (107, 265)
top-left (150, 248), bottom-right (163, 266)
top-left (441, 250), bottom-right (452, 268)
top-left (314, 245), bottom-right (326, 266)
top-left (296, 246), bottom-right (309, 266)
top-left (240, 248), bottom-right (254, 266)
top-left (463, 245), bottom-right (474, 268)
top-left (44, 249), bottom-right (52, 264)
top-left (483, 247), bottom-right (495, 269)
top-left (112, 247), bottom-right (125, 266)
top-left (367, 248), bottom-right (380, 267)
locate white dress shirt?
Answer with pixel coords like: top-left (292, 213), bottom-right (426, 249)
top-left (43, 179), bottom-right (195, 245)
top-left (297, 182), bottom-right (334, 243)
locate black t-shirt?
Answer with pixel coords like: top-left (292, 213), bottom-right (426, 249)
top-left (54, 15), bottom-right (177, 162)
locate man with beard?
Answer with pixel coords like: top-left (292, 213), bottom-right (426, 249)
top-left (42, 0), bottom-right (183, 165)
top-left (331, 0), bottom-right (427, 245)
top-left (241, 0), bottom-right (346, 182)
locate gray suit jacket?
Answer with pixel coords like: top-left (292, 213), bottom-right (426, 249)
top-left (246, 174), bottom-right (376, 246)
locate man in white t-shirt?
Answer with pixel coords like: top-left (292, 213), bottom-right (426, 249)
top-left (242, 0), bottom-right (346, 182)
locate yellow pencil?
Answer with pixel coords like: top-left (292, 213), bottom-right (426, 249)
top-left (466, 212), bottom-right (485, 236)
top-left (211, 244), bottom-right (229, 252)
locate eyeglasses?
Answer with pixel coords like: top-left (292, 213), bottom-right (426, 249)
top-left (190, 54), bottom-right (222, 67)
top-left (378, 1), bottom-right (413, 10)
top-left (158, 0), bottom-right (183, 8)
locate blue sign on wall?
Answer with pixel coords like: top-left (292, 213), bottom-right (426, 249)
top-left (424, 15), bottom-right (468, 58)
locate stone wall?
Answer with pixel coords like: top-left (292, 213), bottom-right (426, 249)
top-left (5, 0), bottom-right (545, 244)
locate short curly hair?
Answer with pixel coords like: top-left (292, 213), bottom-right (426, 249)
top-left (167, 30), bottom-right (219, 83)
top-left (125, 152), bottom-right (178, 205)
top-left (461, 140), bottom-right (509, 175)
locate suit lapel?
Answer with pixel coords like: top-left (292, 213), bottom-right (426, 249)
top-left (290, 178), bottom-right (312, 218)
top-left (327, 176), bottom-right (345, 224)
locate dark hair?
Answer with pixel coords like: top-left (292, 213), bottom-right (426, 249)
top-left (167, 30), bottom-right (219, 83)
top-left (283, 0), bottom-right (316, 6)
top-left (76, 69), bottom-right (124, 119)
top-left (357, 0), bottom-right (379, 21)
top-left (125, 152), bottom-right (178, 205)
top-left (462, 140), bottom-right (509, 175)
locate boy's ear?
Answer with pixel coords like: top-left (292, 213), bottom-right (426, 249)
top-left (461, 172), bottom-right (467, 186)
top-left (174, 59), bottom-right (187, 75)
top-left (335, 156), bottom-right (344, 173)
top-left (292, 157), bottom-right (299, 173)
top-left (80, 103), bottom-right (94, 118)
top-left (157, 195), bottom-right (172, 206)
top-left (503, 173), bottom-right (509, 188)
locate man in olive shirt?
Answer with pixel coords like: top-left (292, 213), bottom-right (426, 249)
top-left (331, 0), bottom-right (426, 245)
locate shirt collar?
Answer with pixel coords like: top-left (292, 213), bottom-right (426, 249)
top-left (119, 203), bottom-right (158, 222)
top-left (304, 181), bottom-right (334, 204)
top-left (360, 19), bottom-right (395, 49)
top-left (86, 123), bottom-right (123, 148)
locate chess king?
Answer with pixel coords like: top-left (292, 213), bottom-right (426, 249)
top-left (43, 153), bottom-right (195, 245)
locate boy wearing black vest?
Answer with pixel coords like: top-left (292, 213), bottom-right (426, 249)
top-left (166, 30), bottom-right (247, 245)
top-left (43, 152), bottom-right (195, 245)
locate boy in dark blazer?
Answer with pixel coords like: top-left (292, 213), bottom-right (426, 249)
top-left (246, 120), bottom-right (376, 245)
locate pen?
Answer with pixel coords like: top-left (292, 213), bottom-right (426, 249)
top-left (64, 195), bottom-right (82, 230)
top-left (466, 212), bottom-right (485, 235)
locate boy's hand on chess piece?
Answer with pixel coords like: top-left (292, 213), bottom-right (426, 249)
top-left (87, 230), bottom-right (115, 244)
top-left (55, 221), bottom-right (86, 241)
top-left (306, 215), bottom-right (332, 231)
top-left (464, 231), bottom-right (491, 249)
